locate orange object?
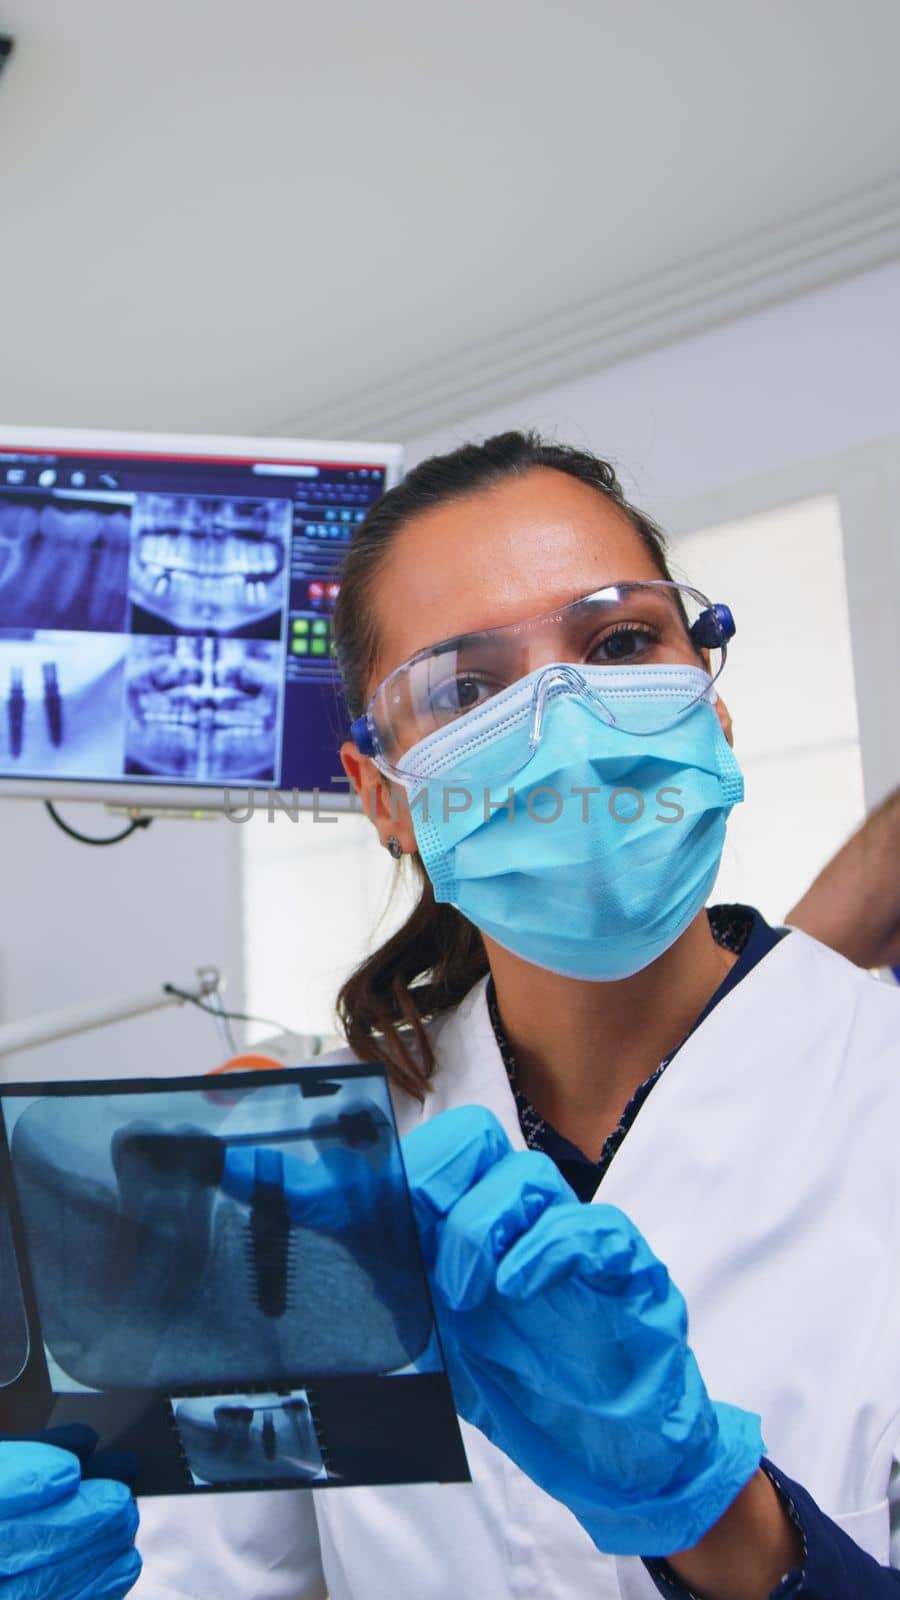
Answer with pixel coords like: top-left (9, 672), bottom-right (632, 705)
top-left (205, 1053), bottom-right (286, 1104)
top-left (208, 1053), bottom-right (285, 1075)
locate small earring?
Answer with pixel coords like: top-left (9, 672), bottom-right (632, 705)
top-left (386, 835), bottom-right (403, 860)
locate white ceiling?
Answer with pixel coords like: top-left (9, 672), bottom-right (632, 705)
top-left (2, 0), bottom-right (900, 443)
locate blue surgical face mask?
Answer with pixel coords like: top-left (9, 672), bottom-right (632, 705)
top-left (395, 663), bottom-right (743, 981)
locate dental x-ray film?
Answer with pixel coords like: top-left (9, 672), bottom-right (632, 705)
top-left (0, 1065), bottom-right (468, 1496)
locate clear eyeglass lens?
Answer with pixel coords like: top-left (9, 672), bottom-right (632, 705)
top-left (372, 583), bottom-right (720, 764)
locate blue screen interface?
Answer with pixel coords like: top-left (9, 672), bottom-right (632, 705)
top-left (0, 445), bottom-right (391, 793)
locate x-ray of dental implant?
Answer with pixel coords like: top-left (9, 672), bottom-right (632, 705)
top-left (173, 1391), bottom-right (329, 1486)
top-left (0, 633), bottom-right (127, 778)
top-left (124, 1105), bottom-right (391, 1320)
top-left (5, 659), bottom-right (65, 753)
top-left (0, 495), bottom-right (132, 633)
top-left (124, 635), bottom-right (281, 781)
top-left (6, 661), bottom-right (61, 755)
top-left (128, 494), bottom-right (291, 637)
top-left (6, 1081), bottom-right (436, 1390)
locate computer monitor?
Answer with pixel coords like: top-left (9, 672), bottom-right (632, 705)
top-left (0, 426), bottom-right (403, 812)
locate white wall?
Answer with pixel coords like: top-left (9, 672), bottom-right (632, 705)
top-left (0, 802), bottom-right (244, 1082)
top-left (405, 260), bottom-right (900, 509)
top-left (242, 806), bottom-right (418, 1045)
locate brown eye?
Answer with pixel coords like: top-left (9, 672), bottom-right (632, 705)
top-left (590, 625), bottom-right (659, 664)
top-left (428, 672), bottom-right (501, 721)
top-left (454, 676), bottom-right (482, 709)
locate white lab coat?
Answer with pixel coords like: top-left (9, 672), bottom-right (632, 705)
top-left (134, 929), bottom-right (900, 1599)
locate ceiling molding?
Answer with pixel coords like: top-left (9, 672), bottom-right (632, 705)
top-left (275, 175), bottom-right (900, 444)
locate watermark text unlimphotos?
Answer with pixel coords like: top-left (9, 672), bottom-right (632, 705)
top-left (223, 779), bottom-right (685, 826)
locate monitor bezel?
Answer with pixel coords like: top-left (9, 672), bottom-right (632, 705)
top-left (0, 423), bottom-right (403, 813)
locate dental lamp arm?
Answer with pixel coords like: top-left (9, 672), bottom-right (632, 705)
top-left (0, 968), bottom-right (226, 1063)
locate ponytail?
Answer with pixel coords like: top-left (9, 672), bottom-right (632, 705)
top-left (336, 860), bottom-right (488, 1100)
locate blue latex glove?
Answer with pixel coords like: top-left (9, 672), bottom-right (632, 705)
top-left (0, 1425), bottom-right (140, 1489)
top-left (0, 1440), bottom-right (141, 1599)
top-left (402, 1105), bottom-right (764, 1558)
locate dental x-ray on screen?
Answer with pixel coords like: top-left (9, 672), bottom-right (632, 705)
top-left (0, 426), bottom-right (403, 809)
top-left (0, 1064), bottom-right (468, 1496)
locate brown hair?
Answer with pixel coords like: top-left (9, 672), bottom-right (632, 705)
top-left (332, 430), bottom-right (673, 1097)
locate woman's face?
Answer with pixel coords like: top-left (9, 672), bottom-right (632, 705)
top-left (340, 467), bottom-right (732, 848)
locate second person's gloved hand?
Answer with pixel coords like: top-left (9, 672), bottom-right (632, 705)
top-left (0, 1439), bottom-right (141, 1599)
top-left (402, 1105), bottom-right (764, 1558)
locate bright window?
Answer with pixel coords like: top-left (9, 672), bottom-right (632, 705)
top-left (669, 494), bottom-right (865, 923)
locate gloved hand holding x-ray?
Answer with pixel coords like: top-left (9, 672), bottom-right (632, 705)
top-left (0, 1069), bottom-right (468, 1499)
top-left (401, 1106), bottom-right (765, 1558)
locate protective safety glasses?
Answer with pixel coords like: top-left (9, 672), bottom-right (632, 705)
top-left (351, 580), bottom-right (735, 781)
